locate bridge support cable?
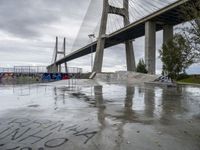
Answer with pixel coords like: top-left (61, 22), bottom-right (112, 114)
top-left (67, 0), bottom-right (177, 53)
top-left (125, 0), bottom-right (178, 23)
top-left (113, 0), bottom-right (129, 28)
top-left (48, 0), bottom-right (181, 74)
top-left (109, 1), bottom-right (123, 31)
top-left (120, 0), bottom-right (136, 22)
top-left (70, 0), bottom-right (103, 53)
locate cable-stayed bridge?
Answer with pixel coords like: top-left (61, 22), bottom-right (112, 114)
top-left (47, 0), bottom-right (199, 74)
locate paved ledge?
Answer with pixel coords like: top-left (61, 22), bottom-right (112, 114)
top-left (177, 82), bottom-right (200, 87)
top-left (145, 81), bottom-right (177, 88)
top-left (95, 71), bottom-right (159, 85)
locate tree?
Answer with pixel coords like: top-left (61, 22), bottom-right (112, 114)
top-left (136, 59), bottom-right (148, 74)
top-left (181, 0), bottom-right (200, 62)
top-left (159, 34), bottom-right (197, 79)
top-left (159, 2), bottom-right (200, 79)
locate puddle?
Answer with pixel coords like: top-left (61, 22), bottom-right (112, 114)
top-left (0, 80), bottom-right (199, 150)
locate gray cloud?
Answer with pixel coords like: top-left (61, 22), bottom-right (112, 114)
top-left (0, 0), bottom-right (89, 38)
top-left (0, 1), bottom-right (57, 38)
top-left (0, 0), bottom-right (199, 74)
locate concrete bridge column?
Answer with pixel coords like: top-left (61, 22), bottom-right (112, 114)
top-left (52, 64), bottom-right (58, 73)
top-left (145, 21), bottom-right (156, 74)
top-left (58, 65), bottom-right (62, 73)
top-left (163, 25), bottom-right (173, 44)
top-left (124, 0), bottom-right (136, 71)
top-left (125, 41), bottom-right (136, 71)
top-left (49, 66), bottom-right (54, 73)
top-left (92, 0), bottom-right (109, 73)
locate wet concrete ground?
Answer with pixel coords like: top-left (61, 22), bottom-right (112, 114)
top-left (0, 79), bottom-right (200, 150)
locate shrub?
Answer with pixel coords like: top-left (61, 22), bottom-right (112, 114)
top-left (136, 59), bottom-right (148, 74)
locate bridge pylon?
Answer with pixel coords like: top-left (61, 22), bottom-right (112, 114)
top-left (93, 0), bottom-right (136, 73)
top-left (50, 37), bottom-right (68, 73)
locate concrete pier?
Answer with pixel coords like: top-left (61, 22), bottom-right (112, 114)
top-left (145, 21), bottom-right (156, 74)
top-left (52, 64), bottom-right (58, 73)
top-left (125, 41), bottom-right (136, 71)
top-left (92, 0), bottom-right (109, 73)
top-left (124, 0), bottom-right (136, 71)
top-left (58, 64), bottom-right (62, 73)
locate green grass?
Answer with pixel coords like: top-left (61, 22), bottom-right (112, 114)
top-left (178, 76), bottom-right (200, 84)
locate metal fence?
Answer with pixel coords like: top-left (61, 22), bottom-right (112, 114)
top-left (0, 68), bottom-right (14, 73)
top-left (66, 67), bottom-right (82, 74)
top-left (0, 66), bottom-right (82, 74)
top-left (14, 66), bottom-right (47, 73)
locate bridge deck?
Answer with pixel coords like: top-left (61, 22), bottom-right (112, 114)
top-left (48, 0), bottom-right (193, 67)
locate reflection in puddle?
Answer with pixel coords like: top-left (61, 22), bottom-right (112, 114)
top-left (55, 84), bottom-right (200, 123)
top-left (0, 82), bottom-right (199, 150)
top-left (0, 83), bottom-right (199, 122)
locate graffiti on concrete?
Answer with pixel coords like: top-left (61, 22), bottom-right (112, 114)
top-left (0, 118), bottom-right (98, 150)
top-left (0, 73), bottom-right (77, 83)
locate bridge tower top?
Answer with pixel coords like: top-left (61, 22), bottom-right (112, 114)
top-left (98, 0), bottom-right (131, 38)
top-left (93, 0), bottom-right (136, 73)
top-left (52, 37), bottom-right (68, 73)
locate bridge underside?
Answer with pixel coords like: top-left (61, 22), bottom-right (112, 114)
top-left (48, 0), bottom-right (195, 70)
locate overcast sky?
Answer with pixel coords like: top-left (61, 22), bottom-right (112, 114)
top-left (0, 0), bottom-right (199, 74)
